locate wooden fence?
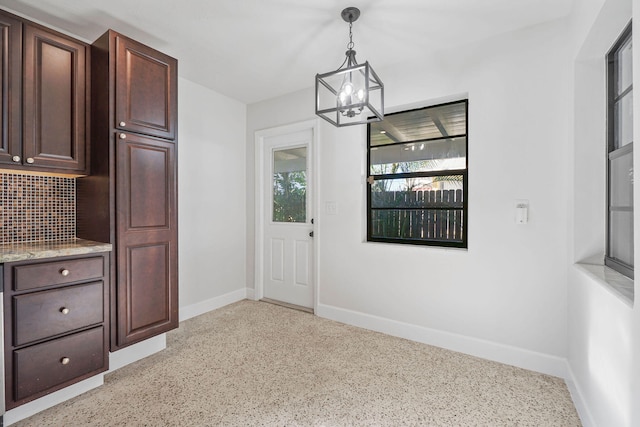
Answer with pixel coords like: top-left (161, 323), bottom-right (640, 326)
top-left (370, 189), bottom-right (464, 241)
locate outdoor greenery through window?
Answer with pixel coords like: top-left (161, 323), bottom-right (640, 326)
top-left (367, 100), bottom-right (468, 247)
top-left (272, 147), bottom-right (307, 223)
top-left (606, 23), bottom-right (634, 279)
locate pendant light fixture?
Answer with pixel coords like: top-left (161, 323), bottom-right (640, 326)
top-left (315, 7), bottom-right (384, 127)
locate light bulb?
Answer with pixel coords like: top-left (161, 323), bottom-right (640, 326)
top-left (343, 82), bottom-right (354, 95)
top-left (357, 89), bottom-right (364, 100)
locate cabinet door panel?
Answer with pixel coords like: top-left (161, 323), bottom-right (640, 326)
top-left (127, 243), bottom-right (171, 332)
top-left (115, 35), bottom-right (177, 140)
top-left (0, 11), bottom-right (21, 166)
top-left (115, 133), bottom-right (177, 347)
top-left (126, 141), bottom-right (171, 228)
top-left (23, 25), bottom-right (87, 172)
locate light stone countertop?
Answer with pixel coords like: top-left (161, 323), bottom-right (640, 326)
top-left (0, 238), bottom-right (112, 263)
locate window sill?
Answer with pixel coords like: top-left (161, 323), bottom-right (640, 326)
top-left (575, 262), bottom-right (634, 306)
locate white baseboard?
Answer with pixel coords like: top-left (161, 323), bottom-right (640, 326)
top-left (179, 288), bottom-right (247, 322)
top-left (5, 375), bottom-right (104, 426)
top-left (108, 334), bottom-right (167, 372)
top-left (565, 364), bottom-right (596, 427)
top-left (246, 287), bottom-right (256, 300)
top-left (316, 303), bottom-right (569, 379)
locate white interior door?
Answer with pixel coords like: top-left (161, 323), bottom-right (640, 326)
top-left (262, 129), bottom-right (314, 308)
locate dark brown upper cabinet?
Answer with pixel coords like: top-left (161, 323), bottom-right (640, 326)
top-left (77, 29), bottom-right (178, 351)
top-left (115, 35), bottom-right (177, 140)
top-left (0, 9), bottom-right (89, 175)
top-left (0, 11), bottom-right (22, 166)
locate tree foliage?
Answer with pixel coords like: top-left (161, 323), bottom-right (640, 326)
top-left (273, 171), bottom-right (306, 222)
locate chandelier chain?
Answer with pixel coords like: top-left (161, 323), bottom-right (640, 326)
top-left (347, 21), bottom-right (354, 50)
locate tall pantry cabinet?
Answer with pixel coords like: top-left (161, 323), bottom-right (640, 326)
top-left (77, 30), bottom-right (178, 350)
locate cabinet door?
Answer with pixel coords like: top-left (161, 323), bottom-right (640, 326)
top-left (0, 11), bottom-right (21, 166)
top-left (22, 24), bottom-right (87, 173)
top-left (115, 35), bottom-right (177, 140)
top-left (114, 132), bottom-right (178, 348)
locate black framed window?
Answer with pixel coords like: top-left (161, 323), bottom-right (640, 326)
top-left (606, 23), bottom-right (634, 278)
top-left (367, 100), bottom-right (468, 248)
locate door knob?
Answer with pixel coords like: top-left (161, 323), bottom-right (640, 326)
top-left (309, 231), bottom-right (314, 237)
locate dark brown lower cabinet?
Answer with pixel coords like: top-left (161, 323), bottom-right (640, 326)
top-left (3, 253), bottom-right (110, 410)
top-left (113, 133), bottom-right (178, 347)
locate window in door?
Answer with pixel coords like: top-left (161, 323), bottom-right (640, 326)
top-left (273, 147), bottom-right (307, 223)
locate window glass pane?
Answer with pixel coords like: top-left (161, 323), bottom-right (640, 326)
top-left (616, 36), bottom-right (633, 95)
top-left (607, 25), bottom-right (634, 278)
top-left (370, 137), bottom-right (466, 175)
top-left (614, 91), bottom-right (633, 148)
top-left (609, 210), bottom-right (634, 267)
top-left (370, 101), bottom-right (466, 146)
top-left (367, 100), bottom-right (468, 248)
top-left (371, 176), bottom-right (464, 208)
top-left (272, 147), bottom-right (306, 223)
top-left (370, 209), bottom-right (464, 242)
top-left (609, 150), bottom-right (633, 207)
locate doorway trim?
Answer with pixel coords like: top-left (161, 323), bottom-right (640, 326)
top-left (254, 119), bottom-right (319, 312)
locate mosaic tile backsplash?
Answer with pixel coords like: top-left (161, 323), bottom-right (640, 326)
top-left (0, 173), bottom-right (76, 244)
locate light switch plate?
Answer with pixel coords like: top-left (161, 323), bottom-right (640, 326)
top-left (325, 201), bottom-right (337, 215)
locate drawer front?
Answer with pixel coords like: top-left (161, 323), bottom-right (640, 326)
top-left (13, 256), bottom-right (105, 291)
top-left (14, 281), bottom-right (104, 346)
top-left (14, 326), bottom-right (105, 401)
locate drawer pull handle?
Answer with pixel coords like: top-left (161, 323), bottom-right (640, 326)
top-left (60, 307), bottom-right (70, 315)
top-left (60, 357), bottom-right (70, 365)
top-left (60, 269), bottom-right (70, 277)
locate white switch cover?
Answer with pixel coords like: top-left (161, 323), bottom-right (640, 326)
top-left (325, 201), bottom-right (337, 215)
top-left (515, 200), bottom-right (529, 224)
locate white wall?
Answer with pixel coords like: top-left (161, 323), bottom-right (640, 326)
top-left (179, 77), bottom-right (248, 316)
top-left (567, 0), bottom-right (640, 425)
top-left (247, 19), bottom-right (572, 376)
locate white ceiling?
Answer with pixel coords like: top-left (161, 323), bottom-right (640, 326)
top-left (2, 0), bottom-right (575, 104)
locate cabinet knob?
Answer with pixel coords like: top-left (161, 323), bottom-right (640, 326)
top-left (119, 133), bottom-right (127, 139)
top-left (11, 155), bottom-right (20, 163)
top-left (26, 157), bottom-right (34, 164)
top-left (60, 307), bottom-right (70, 315)
top-left (60, 357), bottom-right (70, 365)
top-left (119, 121), bottom-right (126, 127)
top-left (60, 268), bottom-right (70, 276)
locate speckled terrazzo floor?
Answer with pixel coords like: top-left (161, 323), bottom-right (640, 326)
top-left (13, 300), bottom-right (581, 426)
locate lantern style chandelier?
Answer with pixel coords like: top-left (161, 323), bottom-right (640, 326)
top-left (315, 7), bottom-right (384, 127)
